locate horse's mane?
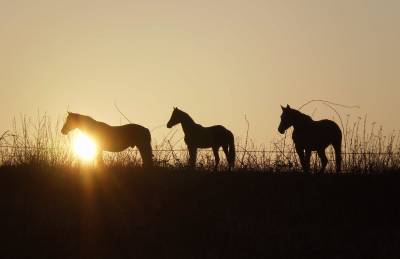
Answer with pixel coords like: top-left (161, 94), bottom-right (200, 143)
top-left (291, 108), bottom-right (313, 123)
top-left (71, 113), bottom-right (92, 120)
top-left (70, 113), bottom-right (109, 127)
top-left (177, 109), bottom-right (196, 124)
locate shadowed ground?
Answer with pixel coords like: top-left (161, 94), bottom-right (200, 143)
top-left (0, 166), bottom-right (399, 258)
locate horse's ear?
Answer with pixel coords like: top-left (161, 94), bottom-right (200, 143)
top-left (281, 105), bottom-right (285, 111)
top-left (287, 104), bottom-right (291, 109)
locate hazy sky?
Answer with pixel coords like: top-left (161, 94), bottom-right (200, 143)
top-left (1, 0), bottom-right (399, 145)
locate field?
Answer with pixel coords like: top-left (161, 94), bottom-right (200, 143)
top-left (0, 114), bottom-right (400, 258)
top-left (1, 165), bottom-right (400, 259)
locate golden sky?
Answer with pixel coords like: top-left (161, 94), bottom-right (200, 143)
top-left (1, 0), bottom-right (399, 145)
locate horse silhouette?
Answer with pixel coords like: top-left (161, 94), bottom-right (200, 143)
top-left (167, 107), bottom-right (235, 170)
top-left (61, 112), bottom-right (152, 167)
top-left (278, 105), bottom-right (342, 173)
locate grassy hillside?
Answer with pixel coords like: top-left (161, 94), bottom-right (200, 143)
top-left (1, 165), bottom-right (399, 258)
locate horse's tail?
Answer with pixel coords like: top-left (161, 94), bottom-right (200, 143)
top-left (227, 132), bottom-right (235, 169)
top-left (333, 129), bottom-right (342, 173)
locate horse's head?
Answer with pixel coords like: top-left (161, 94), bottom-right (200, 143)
top-left (61, 112), bottom-right (79, 135)
top-left (167, 107), bottom-right (181, 128)
top-left (278, 104), bottom-right (294, 134)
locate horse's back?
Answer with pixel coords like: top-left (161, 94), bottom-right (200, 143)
top-left (206, 125), bottom-right (233, 138)
top-left (120, 124), bottom-right (151, 140)
top-left (119, 123), bottom-right (149, 132)
top-left (313, 119), bottom-right (342, 145)
top-left (186, 124), bottom-right (233, 148)
top-left (317, 119), bottom-right (342, 137)
top-left (104, 124), bottom-right (151, 145)
top-left (293, 119), bottom-right (341, 150)
top-left (206, 124), bottom-right (231, 132)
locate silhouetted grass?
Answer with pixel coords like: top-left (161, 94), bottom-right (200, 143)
top-left (0, 113), bottom-right (399, 172)
top-left (0, 114), bottom-right (72, 167)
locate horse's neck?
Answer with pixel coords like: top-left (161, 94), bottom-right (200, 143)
top-left (79, 118), bottom-right (102, 133)
top-left (292, 113), bottom-right (313, 131)
top-left (180, 115), bottom-right (199, 135)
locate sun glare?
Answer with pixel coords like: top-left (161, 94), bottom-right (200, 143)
top-left (73, 132), bottom-right (97, 161)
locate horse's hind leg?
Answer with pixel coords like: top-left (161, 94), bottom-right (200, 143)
top-left (222, 144), bottom-right (230, 170)
top-left (333, 141), bottom-right (342, 173)
top-left (138, 143), bottom-right (153, 168)
top-left (317, 149), bottom-right (328, 174)
top-left (212, 146), bottom-right (220, 171)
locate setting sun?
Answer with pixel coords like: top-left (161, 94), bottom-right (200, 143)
top-left (72, 132), bottom-right (97, 161)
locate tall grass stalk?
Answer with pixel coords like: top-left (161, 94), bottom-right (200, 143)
top-left (0, 113), bottom-right (399, 173)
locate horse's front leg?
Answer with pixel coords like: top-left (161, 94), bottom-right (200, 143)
top-left (212, 146), bottom-right (220, 171)
top-left (295, 146), bottom-right (307, 173)
top-left (96, 150), bottom-right (104, 167)
top-left (304, 149), bottom-right (311, 173)
top-left (317, 149), bottom-right (328, 174)
top-left (188, 146), bottom-right (197, 168)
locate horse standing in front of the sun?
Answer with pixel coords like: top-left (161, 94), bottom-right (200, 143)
top-left (61, 112), bottom-right (153, 167)
top-left (167, 107), bottom-right (235, 170)
top-left (278, 105), bottom-right (342, 173)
